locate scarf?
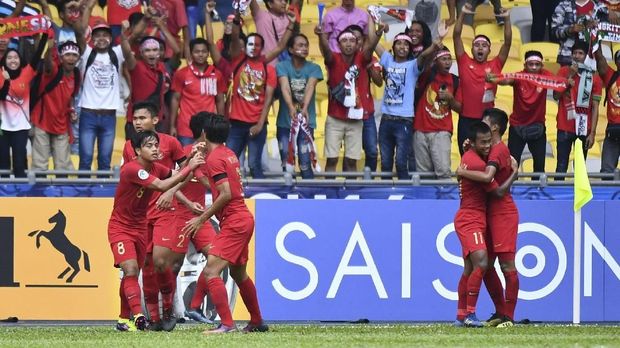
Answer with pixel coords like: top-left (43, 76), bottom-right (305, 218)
top-left (189, 63), bottom-right (217, 95)
top-left (286, 112), bottom-right (320, 173)
top-left (495, 72), bottom-right (569, 92)
top-left (233, 0), bottom-right (251, 15)
top-left (367, 5), bottom-right (414, 28)
top-left (343, 65), bottom-right (363, 119)
top-left (565, 63), bottom-right (594, 136)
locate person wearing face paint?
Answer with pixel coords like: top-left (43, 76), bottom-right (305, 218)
top-left (453, 3), bottom-right (511, 156)
top-left (594, 44), bottom-right (620, 178)
top-left (553, 41), bottom-right (602, 180)
top-left (316, 13), bottom-right (384, 173)
top-left (31, 39), bottom-right (82, 175)
top-left (77, 17), bottom-right (135, 174)
top-left (250, 0), bottom-right (303, 66)
top-left (0, 31), bottom-right (47, 178)
top-left (322, 0), bottom-right (369, 53)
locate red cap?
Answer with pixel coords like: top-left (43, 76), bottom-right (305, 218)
top-left (91, 16), bottom-right (110, 32)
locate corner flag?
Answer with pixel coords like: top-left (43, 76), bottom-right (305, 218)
top-left (573, 139), bottom-right (592, 211)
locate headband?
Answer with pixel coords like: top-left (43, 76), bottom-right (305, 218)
top-left (140, 38), bottom-right (160, 51)
top-left (525, 56), bottom-right (543, 63)
top-left (338, 32), bottom-right (356, 42)
top-left (60, 43), bottom-right (80, 56)
top-left (394, 34), bottom-right (412, 44)
top-left (435, 50), bottom-right (451, 60)
top-left (473, 36), bottom-right (490, 45)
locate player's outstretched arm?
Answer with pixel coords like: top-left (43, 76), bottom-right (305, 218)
top-left (183, 181), bottom-right (232, 236)
top-left (456, 164), bottom-right (497, 183)
top-left (147, 155), bottom-right (205, 192)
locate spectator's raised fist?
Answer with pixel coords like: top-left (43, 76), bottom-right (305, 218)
top-left (438, 20), bottom-right (449, 39)
top-left (495, 8), bottom-right (510, 18)
top-left (121, 20), bottom-right (130, 31)
top-left (1, 68), bottom-right (9, 81)
top-left (314, 25), bottom-right (323, 36)
top-left (206, 0), bottom-right (216, 13)
top-left (461, 3), bottom-right (475, 15)
top-left (287, 10), bottom-right (297, 23)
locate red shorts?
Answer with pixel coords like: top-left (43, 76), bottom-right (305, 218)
top-left (487, 211), bottom-right (519, 254)
top-left (110, 238), bottom-right (146, 268)
top-left (454, 209), bottom-right (487, 258)
top-left (148, 211), bottom-right (176, 252)
top-left (165, 213), bottom-right (217, 254)
top-left (209, 215), bottom-right (254, 266)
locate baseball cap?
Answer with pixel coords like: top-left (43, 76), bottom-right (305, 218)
top-left (91, 16), bottom-right (111, 32)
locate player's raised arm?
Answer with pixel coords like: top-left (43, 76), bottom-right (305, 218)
top-left (453, 3), bottom-right (473, 58)
top-left (496, 8), bottom-right (512, 66)
top-left (183, 181), bottom-right (231, 236)
top-left (146, 154), bottom-right (204, 192)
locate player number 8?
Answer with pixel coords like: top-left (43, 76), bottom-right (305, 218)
top-left (117, 242), bottom-right (125, 255)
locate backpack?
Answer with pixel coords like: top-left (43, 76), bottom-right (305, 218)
top-left (414, 66), bottom-right (459, 108)
top-left (84, 46), bottom-right (120, 75)
top-left (30, 63), bottom-right (81, 123)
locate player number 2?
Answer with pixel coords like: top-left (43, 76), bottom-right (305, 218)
top-left (177, 235), bottom-right (185, 248)
top-left (117, 242), bottom-right (125, 255)
top-left (472, 232), bottom-right (483, 245)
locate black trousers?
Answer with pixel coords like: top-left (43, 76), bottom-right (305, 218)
top-left (530, 0), bottom-right (560, 42)
top-left (507, 125), bottom-right (547, 173)
top-left (0, 129), bottom-right (29, 178)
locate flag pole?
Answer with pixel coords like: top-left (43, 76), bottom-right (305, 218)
top-left (573, 208), bottom-right (581, 325)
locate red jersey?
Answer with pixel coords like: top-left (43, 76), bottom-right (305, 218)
top-left (486, 142), bottom-right (517, 214)
top-left (576, 0), bottom-right (595, 16)
top-left (601, 67), bottom-right (620, 125)
top-left (456, 53), bottom-right (503, 119)
top-left (458, 149), bottom-right (499, 212)
top-left (175, 144), bottom-right (208, 217)
top-left (195, 145), bottom-right (250, 222)
top-left (151, 0), bottom-right (187, 58)
top-left (127, 60), bottom-right (169, 122)
top-left (108, 160), bottom-right (171, 243)
top-left (556, 66), bottom-right (602, 133)
top-left (107, 0), bottom-right (142, 26)
top-left (171, 65), bottom-right (226, 137)
top-left (326, 51), bottom-right (372, 121)
top-left (31, 59), bottom-right (76, 135)
top-left (510, 69), bottom-right (553, 126)
top-left (414, 70), bottom-right (457, 133)
top-left (229, 54), bottom-right (277, 123)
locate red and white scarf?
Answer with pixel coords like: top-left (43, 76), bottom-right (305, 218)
top-left (286, 113), bottom-right (320, 174)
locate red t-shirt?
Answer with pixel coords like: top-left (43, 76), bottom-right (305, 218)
top-left (31, 60), bottom-right (76, 135)
top-left (229, 54), bottom-right (277, 123)
top-left (175, 144), bottom-right (208, 217)
top-left (576, 0), bottom-right (595, 16)
top-left (326, 51), bottom-right (371, 121)
top-left (414, 70), bottom-right (457, 133)
top-left (151, 0), bottom-right (188, 58)
top-left (108, 160), bottom-right (171, 243)
top-left (486, 142), bottom-right (517, 214)
top-left (556, 66), bottom-right (602, 133)
top-left (107, 0), bottom-right (142, 26)
top-left (171, 65), bottom-right (226, 137)
top-left (510, 69), bottom-right (553, 126)
top-left (456, 53), bottom-right (503, 119)
top-left (601, 67), bottom-right (620, 125)
top-left (127, 60), bottom-right (168, 123)
top-left (458, 149), bottom-right (498, 212)
top-left (195, 145), bottom-right (250, 223)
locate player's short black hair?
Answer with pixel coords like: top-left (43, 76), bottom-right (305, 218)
top-left (57, 0), bottom-right (70, 13)
top-left (468, 121), bottom-right (492, 143)
top-left (190, 38), bottom-right (209, 52)
top-left (190, 112), bottom-right (208, 139)
top-left (524, 50), bottom-right (543, 61)
top-left (343, 24), bottom-right (364, 36)
top-left (482, 108), bottom-right (509, 136)
top-left (203, 113), bottom-right (230, 144)
top-left (572, 41), bottom-right (589, 53)
top-left (131, 130), bottom-right (159, 151)
top-left (132, 101), bottom-right (159, 118)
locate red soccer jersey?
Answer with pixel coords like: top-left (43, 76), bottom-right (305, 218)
top-left (127, 60), bottom-right (168, 122)
top-left (510, 69), bottom-right (553, 126)
top-left (195, 145), bottom-right (250, 222)
top-left (175, 144), bottom-right (208, 217)
top-left (456, 53), bottom-right (503, 119)
top-left (108, 160), bottom-right (171, 243)
top-left (486, 142), bottom-right (517, 214)
top-left (229, 54), bottom-right (277, 123)
top-left (414, 70), bottom-right (456, 133)
top-left (556, 66), bottom-right (602, 133)
top-left (171, 65), bottom-right (226, 137)
top-left (458, 149), bottom-right (499, 212)
top-left (31, 59), bottom-right (76, 135)
top-left (107, 0), bottom-right (142, 26)
top-left (326, 51), bottom-right (372, 121)
top-left (576, 0), bottom-right (595, 16)
top-left (601, 67), bottom-right (620, 125)
top-left (151, 0), bottom-right (187, 58)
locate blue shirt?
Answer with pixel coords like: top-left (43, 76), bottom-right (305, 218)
top-left (379, 51), bottom-right (420, 118)
top-left (276, 59), bottom-right (324, 129)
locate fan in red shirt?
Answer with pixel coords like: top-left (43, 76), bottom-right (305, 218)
top-left (183, 113), bottom-right (267, 335)
top-left (170, 38), bottom-right (226, 146)
top-left (150, 0), bottom-right (189, 59)
top-left (121, 101), bottom-right (186, 331)
top-left (594, 45), bottom-right (620, 176)
top-left (453, 121), bottom-right (518, 328)
top-left (453, 3), bottom-right (511, 156)
top-left (456, 108), bottom-right (520, 327)
top-left (109, 129), bottom-right (204, 332)
top-left (107, 0), bottom-right (142, 41)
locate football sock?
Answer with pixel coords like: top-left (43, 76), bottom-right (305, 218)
top-left (190, 273), bottom-right (208, 310)
top-left (237, 277), bottom-right (263, 325)
top-left (142, 260), bottom-right (160, 322)
top-left (123, 275), bottom-right (143, 316)
top-left (483, 267), bottom-right (506, 317)
top-left (466, 267), bottom-right (485, 314)
top-left (157, 268), bottom-right (176, 312)
top-left (119, 278), bottom-right (131, 319)
top-left (503, 270), bottom-right (519, 320)
top-left (206, 277), bottom-right (234, 327)
top-left (457, 274), bottom-right (468, 321)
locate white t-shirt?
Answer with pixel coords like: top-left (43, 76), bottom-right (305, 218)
top-left (79, 45), bottom-right (125, 110)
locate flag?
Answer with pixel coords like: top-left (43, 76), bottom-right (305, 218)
top-left (574, 139), bottom-right (593, 211)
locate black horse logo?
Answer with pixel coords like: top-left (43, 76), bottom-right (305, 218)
top-left (27, 210), bottom-right (91, 283)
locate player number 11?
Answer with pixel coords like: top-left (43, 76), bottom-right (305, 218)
top-left (472, 232), bottom-right (483, 245)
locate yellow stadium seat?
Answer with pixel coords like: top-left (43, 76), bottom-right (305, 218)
top-left (473, 4), bottom-right (496, 26)
top-left (301, 5), bottom-right (320, 23)
top-left (475, 24), bottom-right (521, 46)
top-left (92, 5), bottom-right (105, 20)
top-left (503, 58), bottom-right (524, 73)
top-left (356, 0), bottom-right (401, 7)
top-left (446, 24), bottom-right (475, 42)
top-left (520, 42), bottom-right (560, 63)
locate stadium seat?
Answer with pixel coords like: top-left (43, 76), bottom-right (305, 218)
top-left (502, 58), bottom-right (524, 73)
top-left (211, 21), bottom-right (224, 41)
top-left (473, 4), bottom-right (496, 26)
top-left (356, 0), bottom-right (401, 8)
top-left (446, 24), bottom-right (475, 43)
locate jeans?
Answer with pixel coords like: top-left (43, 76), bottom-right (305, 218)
top-left (379, 117), bottom-right (413, 179)
top-left (178, 136), bottom-right (194, 147)
top-left (555, 130), bottom-right (588, 181)
top-left (362, 115), bottom-right (378, 171)
top-left (601, 131), bottom-right (620, 176)
top-left (186, 5), bottom-right (200, 39)
top-left (507, 125), bottom-right (547, 173)
top-left (277, 126), bottom-right (315, 179)
top-left (226, 121), bottom-right (267, 178)
top-left (0, 129), bottom-right (29, 177)
top-left (457, 116), bottom-right (480, 157)
top-left (71, 115), bottom-right (79, 155)
top-left (79, 110), bottom-right (116, 171)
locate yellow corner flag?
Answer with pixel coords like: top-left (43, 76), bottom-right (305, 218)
top-left (574, 139), bottom-right (593, 211)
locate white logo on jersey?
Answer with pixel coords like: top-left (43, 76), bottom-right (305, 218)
top-left (138, 169), bottom-right (149, 180)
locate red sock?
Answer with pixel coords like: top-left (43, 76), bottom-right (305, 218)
top-left (119, 278), bottom-right (131, 319)
top-left (457, 274), bottom-right (468, 320)
top-left (206, 277), bottom-right (233, 327)
top-left (483, 267), bottom-right (506, 316)
top-left (157, 268), bottom-right (176, 312)
top-left (503, 270), bottom-right (519, 320)
top-left (142, 260), bottom-right (160, 321)
top-left (123, 275), bottom-right (144, 316)
top-left (237, 277), bottom-right (263, 325)
top-left (190, 273), bottom-right (208, 310)
top-left (466, 267), bottom-right (485, 314)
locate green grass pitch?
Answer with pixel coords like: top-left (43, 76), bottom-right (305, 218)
top-left (1, 323), bottom-right (620, 347)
